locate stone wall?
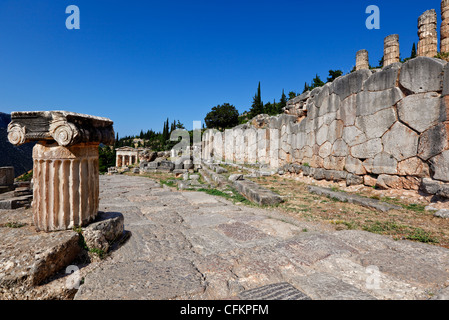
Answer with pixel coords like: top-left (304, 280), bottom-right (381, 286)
top-left (202, 56), bottom-right (449, 193)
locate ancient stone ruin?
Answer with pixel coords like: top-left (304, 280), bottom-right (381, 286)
top-left (202, 2), bottom-right (449, 199)
top-left (7, 111), bottom-right (115, 232)
top-left (383, 34), bottom-right (400, 67)
top-left (356, 50), bottom-right (369, 71)
top-left (418, 9), bottom-right (438, 58)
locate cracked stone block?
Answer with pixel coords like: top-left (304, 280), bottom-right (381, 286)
top-left (350, 138), bottom-right (382, 159)
top-left (429, 150), bottom-right (449, 182)
top-left (382, 122), bottom-right (419, 161)
top-left (355, 107), bottom-right (397, 140)
top-left (418, 123), bottom-right (449, 160)
top-left (397, 157), bottom-right (430, 177)
top-left (356, 88), bottom-right (404, 117)
top-left (342, 126), bottom-right (367, 147)
top-left (399, 57), bottom-right (446, 93)
top-left (397, 92), bottom-right (442, 133)
top-left (337, 94), bottom-right (357, 126)
top-left (332, 69), bottom-right (372, 100)
top-left (363, 63), bottom-right (401, 91)
top-left (363, 152), bottom-right (398, 175)
top-left (345, 156), bottom-right (367, 175)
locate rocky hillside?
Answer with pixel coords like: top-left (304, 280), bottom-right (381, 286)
top-left (0, 112), bottom-right (34, 177)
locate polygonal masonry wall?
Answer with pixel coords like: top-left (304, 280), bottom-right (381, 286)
top-left (8, 111), bottom-right (115, 232)
top-left (202, 57), bottom-right (449, 192)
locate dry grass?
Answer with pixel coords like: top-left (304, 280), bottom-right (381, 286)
top-left (250, 175), bottom-right (449, 249)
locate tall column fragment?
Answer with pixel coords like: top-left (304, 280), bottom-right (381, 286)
top-left (8, 111), bottom-right (114, 232)
top-left (441, 0), bottom-right (449, 54)
top-left (384, 34), bottom-right (400, 67)
top-left (356, 50), bottom-right (369, 70)
top-left (418, 9), bottom-right (438, 58)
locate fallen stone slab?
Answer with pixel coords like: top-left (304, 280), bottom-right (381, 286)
top-left (0, 195), bottom-right (33, 210)
top-left (434, 210), bottom-right (449, 219)
top-left (292, 272), bottom-right (376, 300)
top-left (0, 225), bottom-right (81, 294)
top-left (229, 174), bottom-right (244, 182)
top-left (233, 180), bottom-right (283, 206)
top-left (307, 185), bottom-right (402, 212)
top-left (238, 282), bottom-right (311, 300)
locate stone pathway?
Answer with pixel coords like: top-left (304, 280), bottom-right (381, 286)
top-left (74, 175), bottom-right (449, 300)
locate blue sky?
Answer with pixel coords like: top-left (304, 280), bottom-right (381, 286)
top-left (0, 0), bottom-right (442, 137)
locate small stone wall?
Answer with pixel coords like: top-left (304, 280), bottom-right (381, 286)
top-left (202, 57), bottom-right (449, 194)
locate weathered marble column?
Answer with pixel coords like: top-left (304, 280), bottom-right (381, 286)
top-left (8, 111), bottom-right (114, 232)
top-left (418, 9), bottom-right (438, 58)
top-left (384, 34), bottom-right (400, 67)
top-left (356, 50), bottom-right (369, 70)
top-left (441, 0), bottom-right (449, 54)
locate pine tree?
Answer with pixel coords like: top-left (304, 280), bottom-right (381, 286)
top-left (311, 74), bottom-right (325, 89)
top-left (303, 82), bottom-right (310, 93)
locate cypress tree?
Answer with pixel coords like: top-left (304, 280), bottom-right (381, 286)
top-left (411, 43), bottom-right (417, 59)
top-left (249, 82), bottom-right (264, 117)
top-left (278, 89), bottom-right (287, 114)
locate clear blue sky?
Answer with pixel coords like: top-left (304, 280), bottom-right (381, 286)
top-left (0, 0), bottom-right (441, 137)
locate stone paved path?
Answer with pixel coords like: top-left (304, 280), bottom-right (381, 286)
top-left (74, 175), bottom-right (449, 300)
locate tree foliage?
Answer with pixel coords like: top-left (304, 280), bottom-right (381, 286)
top-left (204, 103), bottom-right (240, 129)
top-left (249, 82), bottom-right (264, 118)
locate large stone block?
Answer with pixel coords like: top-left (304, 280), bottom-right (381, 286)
top-left (355, 107), bottom-right (397, 140)
top-left (0, 167), bottom-right (14, 186)
top-left (363, 63), bottom-right (401, 91)
top-left (363, 152), bottom-right (398, 174)
top-left (315, 124), bottom-right (329, 146)
top-left (417, 123), bottom-right (449, 160)
top-left (356, 88), bottom-right (404, 117)
top-left (397, 92), bottom-right (443, 133)
top-left (323, 156), bottom-right (345, 171)
top-left (429, 150), bottom-right (449, 182)
top-left (327, 120), bottom-right (344, 144)
top-left (342, 126), bottom-right (367, 147)
top-left (350, 138), bottom-right (382, 159)
top-left (345, 156), bottom-right (366, 175)
top-left (337, 94), bottom-right (357, 126)
top-left (331, 139), bottom-right (348, 157)
top-left (399, 57), bottom-right (446, 93)
top-left (332, 69), bottom-right (372, 100)
top-left (382, 122), bottom-right (419, 161)
top-left (318, 93), bottom-right (341, 116)
top-left (319, 142), bottom-right (332, 159)
top-left (397, 157), bottom-right (430, 177)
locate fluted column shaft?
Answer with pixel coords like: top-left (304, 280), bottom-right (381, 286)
top-left (32, 142), bottom-right (99, 232)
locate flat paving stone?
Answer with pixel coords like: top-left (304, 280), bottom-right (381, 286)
top-left (72, 175), bottom-right (449, 300)
top-left (238, 282), bottom-right (311, 300)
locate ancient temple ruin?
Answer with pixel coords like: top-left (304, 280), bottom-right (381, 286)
top-left (116, 146), bottom-right (140, 167)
